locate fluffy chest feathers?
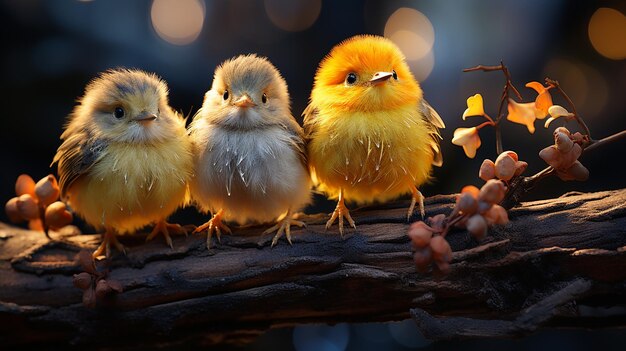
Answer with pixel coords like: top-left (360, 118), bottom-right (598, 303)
top-left (69, 139), bottom-right (193, 231)
top-left (308, 106), bottom-right (435, 203)
top-left (191, 123), bottom-right (310, 222)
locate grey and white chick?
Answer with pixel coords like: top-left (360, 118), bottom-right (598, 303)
top-left (189, 54), bottom-right (311, 248)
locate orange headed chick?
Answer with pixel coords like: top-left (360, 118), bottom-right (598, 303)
top-left (303, 35), bottom-right (445, 235)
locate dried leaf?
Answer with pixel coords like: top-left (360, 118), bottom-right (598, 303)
top-left (452, 127), bottom-right (481, 158)
top-left (506, 99), bottom-right (537, 133)
top-left (462, 94), bottom-right (485, 119)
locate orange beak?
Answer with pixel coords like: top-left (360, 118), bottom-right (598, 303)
top-left (234, 95), bottom-right (256, 108)
top-left (133, 112), bottom-right (157, 124)
top-left (369, 71), bottom-right (393, 86)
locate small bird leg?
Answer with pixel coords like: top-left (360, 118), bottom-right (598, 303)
top-left (146, 219), bottom-right (188, 249)
top-left (326, 188), bottom-right (356, 237)
top-left (93, 228), bottom-right (125, 259)
top-left (407, 185), bottom-right (425, 221)
top-left (193, 209), bottom-right (231, 249)
top-left (263, 208), bottom-right (306, 247)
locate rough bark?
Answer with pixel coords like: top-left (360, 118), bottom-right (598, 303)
top-left (1, 189), bottom-right (625, 348)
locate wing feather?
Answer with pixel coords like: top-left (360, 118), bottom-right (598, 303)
top-left (420, 99), bottom-right (445, 167)
top-left (52, 130), bottom-right (108, 199)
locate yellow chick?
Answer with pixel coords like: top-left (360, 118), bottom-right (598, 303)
top-left (304, 35), bottom-right (445, 235)
top-left (53, 69), bottom-right (194, 257)
top-left (189, 54), bottom-right (311, 248)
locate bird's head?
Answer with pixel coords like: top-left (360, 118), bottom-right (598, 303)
top-left (311, 35), bottom-right (423, 113)
top-left (74, 69), bottom-right (180, 143)
top-left (201, 54), bottom-right (290, 129)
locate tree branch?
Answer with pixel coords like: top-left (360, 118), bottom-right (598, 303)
top-left (1, 189), bottom-right (626, 347)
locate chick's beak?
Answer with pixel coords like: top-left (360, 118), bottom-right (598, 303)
top-left (133, 112), bottom-right (158, 124)
top-left (233, 94), bottom-right (256, 108)
top-left (370, 72), bottom-right (393, 86)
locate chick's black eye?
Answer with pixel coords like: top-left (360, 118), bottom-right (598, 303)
top-left (392, 70), bottom-right (398, 80)
top-left (262, 93), bottom-right (268, 104)
top-left (223, 90), bottom-right (229, 100)
top-left (346, 72), bottom-right (357, 85)
top-left (114, 107), bottom-right (125, 119)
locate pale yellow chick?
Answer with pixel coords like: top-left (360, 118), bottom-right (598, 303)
top-left (53, 69), bottom-right (194, 257)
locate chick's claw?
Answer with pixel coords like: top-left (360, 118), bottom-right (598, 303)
top-left (194, 210), bottom-right (231, 249)
top-left (326, 201), bottom-right (356, 237)
top-left (264, 214), bottom-right (306, 247)
top-left (93, 230), bottom-right (126, 259)
top-left (146, 220), bottom-right (188, 249)
top-left (407, 186), bottom-right (425, 221)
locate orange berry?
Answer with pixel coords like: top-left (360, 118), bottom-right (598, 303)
top-left (5, 197), bottom-right (24, 223)
top-left (95, 279), bottom-right (112, 299)
top-left (414, 247), bottom-right (433, 272)
top-left (83, 287), bottom-right (96, 308)
top-left (461, 185), bottom-right (480, 198)
top-left (553, 126), bottom-right (571, 138)
top-left (479, 159), bottom-right (496, 181)
top-left (495, 153), bottom-right (516, 181)
top-left (484, 204), bottom-right (509, 225)
top-left (514, 161), bottom-right (528, 176)
top-left (502, 151), bottom-right (518, 162)
top-left (35, 175), bottom-right (60, 206)
top-left (466, 214), bottom-right (488, 240)
top-left (73, 272), bottom-right (92, 290)
top-left (430, 236), bottom-right (452, 262)
top-left (555, 132), bottom-right (574, 153)
top-left (428, 214), bottom-right (446, 232)
top-left (16, 194), bottom-right (39, 220)
top-left (539, 145), bottom-right (560, 168)
top-left (408, 222), bottom-right (433, 248)
top-left (457, 192), bottom-right (478, 215)
top-left (479, 179), bottom-right (506, 204)
top-left (15, 174), bottom-right (36, 197)
top-left (45, 201), bottom-right (73, 230)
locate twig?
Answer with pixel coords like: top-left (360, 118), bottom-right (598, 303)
top-left (501, 128), bottom-right (626, 209)
top-left (464, 61), bottom-right (522, 155)
top-left (545, 78), bottom-right (593, 140)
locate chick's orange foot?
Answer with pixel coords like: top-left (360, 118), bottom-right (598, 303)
top-left (264, 209), bottom-right (306, 247)
top-left (407, 186), bottom-right (425, 221)
top-left (194, 209), bottom-right (231, 249)
top-left (326, 198), bottom-right (356, 237)
top-left (93, 230), bottom-right (126, 259)
top-left (146, 220), bottom-right (188, 249)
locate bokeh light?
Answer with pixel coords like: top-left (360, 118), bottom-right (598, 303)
top-left (293, 324), bottom-right (350, 351)
top-left (151, 0), bottom-right (205, 45)
top-left (264, 0), bottom-right (321, 32)
top-left (384, 7), bottom-right (435, 81)
top-left (588, 7), bottom-right (626, 60)
top-left (543, 58), bottom-right (608, 120)
top-left (387, 320), bottom-right (432, 348)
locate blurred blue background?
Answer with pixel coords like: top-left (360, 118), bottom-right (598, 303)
top-left (1, 0), bottom-right (626, 349)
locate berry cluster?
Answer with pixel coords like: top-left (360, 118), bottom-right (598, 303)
top-left (5, 174), bottom-right (73, 237)
top-left (72, 251), bottom-right (123, 308)
top-left (539, 127), bottom-right (589, 181)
